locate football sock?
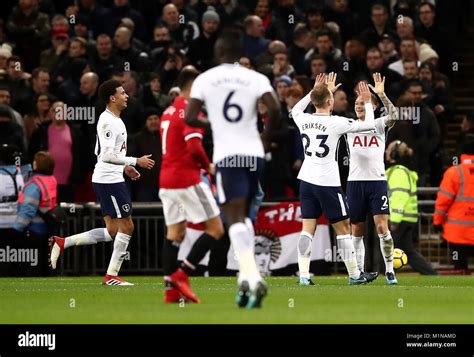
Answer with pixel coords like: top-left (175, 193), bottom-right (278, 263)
top-left (162, 239), bottom-right (180, 276)
top-left (228, 222), bottom-right (261, 290)
top-left (337, 234), bottom-right (361, 279)
top-left (181, 232), bottom-right (214, 274)
top-left (297, 231), bottom-right (313, 279)
top-left (352, 235), bottom-right (365, 272)
top-left (106, 232), bottom-right (131, 276)
top-left (379, 231), bottom-right (394, 273)
top-left (244, 218), bottom-right (255, 236)
top-left (64, 228), bottom-right (112, 249)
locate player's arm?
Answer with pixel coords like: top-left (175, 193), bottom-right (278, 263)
top-left (184, 98), bottom-right (210, 128)
top-left (185, 130), bottom-right (213, 174)
top-left (260, 91), bottom-right (281, 144)
top-left (99, 124), bottom-right (154, 169)
top-left (291, 73), bottom-right (326, 124)
top-left (369, 73), bottom-right (398, 127)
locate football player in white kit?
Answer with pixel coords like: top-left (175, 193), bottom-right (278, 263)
top-left (49, 79), bottom-right (155, 285)
top-left (185, 29), bottom-right (280, 308)
top-left (292, 73), bottom-right (379, 285)
top-left (346, 73), bottom-right (399, 284)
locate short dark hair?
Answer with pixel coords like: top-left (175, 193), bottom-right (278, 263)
top-left (315, 29), bottom-right (332, 40)
top-left (34, 151), bottom-right (55, 175)
top-left (371, 4), bottom-right (388, 14)
top-left (402, 57), bottom-right (417, 65)
top-left (293, 24), bottom-right (310, 42)
top-left (405, 79), bottom-right (423, 91)
top-left (32, 67), bottom-right (49, 79)
top-left (177, 67), bottom-right (200, 90)
top-left (215, 28), bottom-right (243, 62)
top-left (99, 79), bottom-right (122, 102)
top-left (419, 1), bottom-right (435, 13)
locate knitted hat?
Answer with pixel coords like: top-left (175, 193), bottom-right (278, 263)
top-left (418, 43), bottom-right (438, 63)
top-left (202, 6), bottom-right (220, 23)
top-left (0, 44), bottom-right (12, 59)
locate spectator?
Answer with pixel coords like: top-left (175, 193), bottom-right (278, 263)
top-left (361, 4), bottom-right (397, 48)
top-left (76, 0), bottom-right (108, 38)
top-left (255, 40), bottom-right (286, 70)
top-left (238, 56), bottom-right (254, 69)
top-left (171, 0), bottom-right (198, 23)
top-left (188, 6), bottom-right (220, 71)
top-left (23, 93), bottom-right (52, 144)
top-left (160, 3), bottom-right (199, 52)
top-left (0, 86), bottom-right (26, 150)
top-left (389, 38), bottom-right (419, 76)
top-left (13, 151), bottom-right (58, 276)
top-left (156, 45), bottom-right (186, 94)
top-left (103, 0), bottom-right (147, 42)
top-left (305, 30), bottom-right (343, 73)
top-left (254, 0), bottom-right (271, 32)
top-left (56, 58), bottom-right (89, 106)
top-left (0, 105), bottom-right (25, 154)
top-left (378, 34), bottom-right (399, 65)
top-left (363, 47), bottom-right (402, 89)
top-left (389, 57), bottom-right (420, 100)
top-left (305, 5), bottom-right (341, 47)
top-left (5, 56), bottom-right (32, 111)
top-left (332, 88), bottom-right (355, 118)
top-left (6, 0), bottom-right (50, 71)
top-left (309, 54), bottom-right (328, 82)
top-left (54, 36), bottom-right (88, 83)
top-left (274, 75), bottom-right (291, 110)
top-left (291, 75), bottom-right (312, 97)
top-left (404, 80), bottom-right (441, 186)
top-left (434, 141), bottom-right (474, 273)
top-left (455, 113), bottom-right (474, 158)
top-left (113, 27), bottom-right (147, 73)
top-left (89, 34), bottom-right (123, 83)
top-left (141, 73), bottom-right (170, 115)
top-left (271, 50), bottom-right (295, 79)
top-left (385, 140), bottom-right (437, 275)
top-left (323, 0), bottom-right (358, 43)
top-left (39, 27), bottom-right (68, 73)
top-left (28, 101), bottom-right (88, 202)
top-left (149, 25), bottom-right (172, 62)
top-left (288, 24), bottom-right (314, 76)
top-left (415, 2), bottom-right (451, 74)
top-left (265, 0), bottom-right (304, 43)
top-left (168, 86), bottom-right (180, 102)
top-left (128, 110), bottom-right (161, 202)
top-left (0, 44), bottom-right (12, 71)
top-left (118, 17), bottom-right (148, 53)
top-left (243, 15), bottom-right (270, 61)
top-left (73, 14), bottom-right (93, 42)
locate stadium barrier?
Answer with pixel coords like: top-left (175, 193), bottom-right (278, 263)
top-left (56, 187), bottom-right (455, 275)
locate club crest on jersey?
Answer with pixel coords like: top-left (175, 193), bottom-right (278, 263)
top-left (353, 135), bottom-right (379, 147)
top-left (122, 204), bottom-right (130, 212)
top-left (104, 130), bottom-right (112, 139)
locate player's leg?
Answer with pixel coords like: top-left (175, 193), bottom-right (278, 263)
top-left (297, 181), bottom-right (320, 286)
top-left (102, 182), bottom-right (134, 285)
top-left (369, 181), bottom-right (396, 283)
top-left (49, 185), bottom-right (116, 269)
top-left (179, 182), bottom-right (224, 275)
top-left (346, 181), bottom-right (368, 273)
top-left (373, 214), bottom-right (397, 284)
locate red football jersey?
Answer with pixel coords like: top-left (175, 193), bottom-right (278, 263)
top-left (159, 96), bottom-right (207, 189)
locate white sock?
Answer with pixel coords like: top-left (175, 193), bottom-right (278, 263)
top-left (379, 231), bottom-right (394, 273)
top-left (337, 234), bottom-right (361, 279)
top-left (64, 228), bottom-right (112, 249)
top-left (297, 231), bottom-right (313, 279)
top-left (352, 236), bottom-right (365, 272)
top-left (244, 218), bottom-right (255, 237)
top-left (106, 232), bottom-right (131, 276)
top-left (228, 222), bottom-right (261, 289)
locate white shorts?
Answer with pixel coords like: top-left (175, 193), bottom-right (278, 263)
top-left (159, 182), bottom-right (220, 225)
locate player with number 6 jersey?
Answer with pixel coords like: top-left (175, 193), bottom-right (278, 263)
top-left (292, 73), bottom-right (379, 286)
top-left (346, 73), bottom-right (400, 285)
top-left (185, 30), bottom-right (281, 309)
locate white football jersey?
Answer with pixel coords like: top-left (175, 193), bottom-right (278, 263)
top-left (347, 116), bottom-right (391, 181)
top-left (190, 63), bottom-right (274, 163)
top-left (92, 109), bottom-right (129, 183)
top-left (292, 93), bottom-right (375, 187)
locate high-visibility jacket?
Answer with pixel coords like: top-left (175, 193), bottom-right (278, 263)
top-left (14, 174), bottom-right (57, 234)
top-left (386, 164), bottom-right (418, 223)
top-left (433, 154), bottom-right (474, 245)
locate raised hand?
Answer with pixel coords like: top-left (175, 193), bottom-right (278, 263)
top-left (368, 72), bottom-right (385, 95)
top-left (358, 81), bottom-right (372, 104)
top-left (314, 73), bottom-right (327, 88)
top-left (325, 72), bottom-right (342, 93)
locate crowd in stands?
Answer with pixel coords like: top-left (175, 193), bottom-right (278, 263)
top-left (0, 0), bottom-right (468, 203)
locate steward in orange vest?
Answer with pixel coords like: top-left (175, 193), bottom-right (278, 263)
top-left (14, 151), bottom-right (57, 236)
top-left (434, 142), bottom-right (474, 270)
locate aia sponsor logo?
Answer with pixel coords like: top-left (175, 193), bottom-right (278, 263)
top-left (352, 135), bottom-right (379, 147)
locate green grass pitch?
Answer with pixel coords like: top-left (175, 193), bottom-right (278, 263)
top-left (1, 275), bottom-right (473, 324)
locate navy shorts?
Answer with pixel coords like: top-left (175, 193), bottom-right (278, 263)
top-left (346, 180), bottom-right (390, 223)
top-left (93, 182), bottom-right (133, 219)
top-left (215, 155), bottom-right (264, 204)
top-left (299, 181), bottom-right (349, 223)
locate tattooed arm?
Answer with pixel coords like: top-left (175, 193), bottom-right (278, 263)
top-left (369, 73), bottom-right (399, 127)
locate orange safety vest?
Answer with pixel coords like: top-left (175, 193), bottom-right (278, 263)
top-left (433, 154), bottom-right (474, 245)
top-left (18, 175), bottom-right (58, 211)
